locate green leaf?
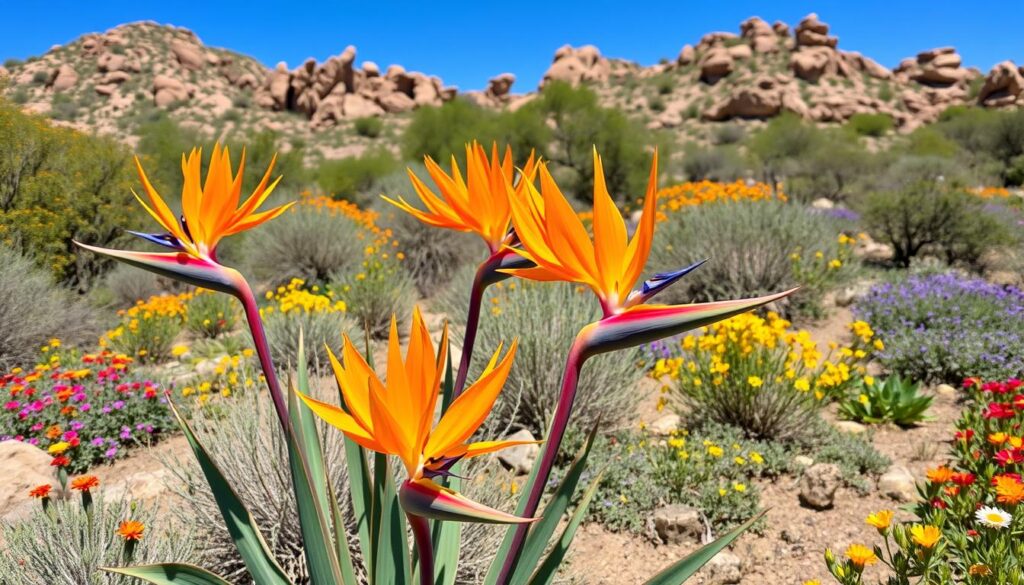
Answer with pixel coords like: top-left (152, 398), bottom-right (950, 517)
top-left (373, 452), bottom-right (411, 585)
top-left (167, 401), bottom-right (291, 585)
top-left (287, 334), bottom-right (352, 585)
top-left (103, 563), bottom-right (232, 585)
top-left (643, 510), bottom-right (766, 585)
top-left (527, 468), bottom-right (605, 585)
top-left (432, 338), bottom-right (462, 585)
top-left (344, 436), bottom-right (373, 570)
top-left (508, 424), bottom-right (599, 585)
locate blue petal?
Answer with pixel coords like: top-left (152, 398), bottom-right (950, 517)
top-left (637, 259), bottom-right (708, 302)
top-left (128, 230), bottom-right (183, 251)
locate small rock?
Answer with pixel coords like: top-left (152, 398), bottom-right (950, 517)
top-left (878, 465), bottom-right (917, 502)
top-left (704, 551), bottom-right (742, 584)
top-left (497, 429), bottom-right (538, 474)
top-left (653, 504), bottom-right (704, 544)
top-left (798, 463), bottom-right (841, 510)
top-left (834, 281), bottom-right (872, 308)
top-left (792, 455), bottom-right (815, 468)
top-left (935, 384), bottom-right (957, 398)
top-left (833, 420), bottom-right (867, 434)
top-left (811, 197), bottom-right (835, 210)
top-left (647, 413), bottom-right (681, 435)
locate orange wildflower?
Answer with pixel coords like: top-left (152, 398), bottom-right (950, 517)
top-left (117, 520), bottom-right (145, 541)
top-left (28, 484), bottom-right (52, 499)
top-left (70, 475), bottom-right (100, 492)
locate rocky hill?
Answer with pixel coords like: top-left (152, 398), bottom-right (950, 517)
top-left (3, 15), bottom-right (1024, 157)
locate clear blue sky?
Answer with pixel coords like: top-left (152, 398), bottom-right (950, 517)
top-left (3, 1), bottom-right (1022, 92)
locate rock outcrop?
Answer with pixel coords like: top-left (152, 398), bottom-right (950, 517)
top-left (541, 44), bottom-right (612, 87)
top-left (978, 61), bottom-right (1024, 106)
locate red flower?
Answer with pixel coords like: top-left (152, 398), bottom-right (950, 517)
top-left (963, 377), bottom-right (981, 389)
top-left (995, 449), bottom-right (1024, 467)
top-left (50, 455), bottom-right (69, 467)
top-left (1008, 379), bottom-right (1023, 391)
top-left (28, 484), bottom-right (52, 499)
top-left (931, 498), bottom-right (948, 509)
top-left (967, 529), bottom-right (979, 537)
top-left (954, 429), bottom-right (975, 442)
top-left (951, 472), bottom-right (976, 486)
top-left (984, 402), bottom-right (1016, 419)
top-left (1013, 395), bottom-right (1024, 410)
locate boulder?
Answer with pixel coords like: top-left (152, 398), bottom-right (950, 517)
top-left (798, 463), bottom-right (841, 509)
top-left (699, 47), bottom-right (733, 82)
top-left (236, 72), bottom-right (259, 90)
top-left (833, 420), bottom-right (867, 434)
top-left (100, 71), bottom-right (131, 84)
top-left (727, 44), bottom-right (753, 60)
top-left (266, 62), bottom-right (291, 110)
top-left (412, 74), bottom-right (442, 106)
top-left (844, 51), bottom-right (892, 80)
top-left (170, 39), bottom-right (205, 70)
top-left (913, 47), bottom-right (970, 86)
top-left (152, 74), bottom-right (190, 108)
top-left (791, 46), bottom-right (834, 82)
top-left (497, 429), bottom-right (538, 474)
top-left (378, 91), bottom-right (416, 113)
top-left (677, 44), bottom-right (695, 66)
top-left (487, 72), bottom-right (516, 99)
top-left (740, 17), bottom-right (778, 53)
top-left (342, 93), bottom-right (384, 118)
top-left (704, 552), bottom-right (742, 584)
top-left (697, 31), bottom-right (739, 51)
top-left (878, 465), bottom-right (917, 502)
top-left (647, 413), bottom-right (681, 435)
top-left (95, 84), bottom-right (117, 96)
top-left (541, 44), bottom-right (611, 87)
top-left (772, 20), bottom-right (790, 36)
top-left (362, 61), bottom-right (380, 77)
top-left (978, 61), bottom-right (1024, 106)
top-left (0, 441), bottom-right (59, 522)
top-left (50, 64), bottom-right (78, 91)
top-left (97, 52), bottom-right (126, 73)
top-left (653, 504), bottom-right (703, 544)
top-left (795, 13), bottom-right (838, 48)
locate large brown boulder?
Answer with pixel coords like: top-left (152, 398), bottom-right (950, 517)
top-left (541, 44), bottom-right (611, 87)
top-left (699, 47), bottom-right (733, 82)
top-left (343, 93), bottom-right (385, 118)
top-left (379, 91), bottom-right (416, 113)
top-left (790, 46), bottom-right (834, 82)
top-left (843, 51), bottom-right (892, 80)
top-left (487, 73), bottom-right (516, 98)
top-left (170, 39), bottom-right (205, 70)
top-left (97, 52), bottom-right (126, 73)
top-left (704, 75), bottom-right (806, 120)
top-left (0, 441), bottom-right (60, 522)
top-left (978, 61), bottom-right (1024, 106)
top-left (795, 13), bottom-right (838, 48)
top-left (677, 44), bottom-right (695, 66)
top-left (265, 62), bottom-right (291, 110)
top-left (152, 74), bottom-right (190, 107)
top-left (741, 16), bottom-right (778, 53)
top-left (50, 64), bottom-right (78, 91)
top-left (913, 47), bottom-right (971, 86)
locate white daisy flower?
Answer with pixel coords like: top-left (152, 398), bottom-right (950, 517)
top-left (976, 506), bottom-right (1012, 529)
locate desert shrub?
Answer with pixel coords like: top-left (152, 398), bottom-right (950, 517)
top-left (98, 263), bottom-right (165, 308)
top-left (679, 143), bottom-right (746, 182)
top-left (649, 200), bottom-right (854, 318)
top-left (654, 74), bottom-right (675, 95)
top-left (748, 113), bottom-right (822, 187)
top-left (442, 274), bottom-right (643, 436)
top-left (30, 70), bottom-right (49, 84)
top-left (3, 58), bottom-right (23, 68)
top-left (711, 123), bottom-right (746, 145)
top-left (648, 96), bottom-right (666, 112)
top-left (261, 278), bottom-right (355, 368)
top-left (372, 166), bottom-right (484, 296)
top-left (163, 381), bottom-right (358, 584)
top-left (0, 489), bottom-right (198, 585)
top-left (854, 272), bottom-right (1024, 383)
top-left (652, 312), bottom-right (874, 442)
top-left (846, 113), bottom-right (893, 137)
top-left (102, 292), bottom-right (187, 363)
top-left (901, 126), bottom-right (959, 158)
top-left (0, 350), bottom-right (173, 473)
top-left (244, 204), bottom-right (365, 285)
top-left (861, 179), bottom-right (1010, 269)
top-left (185, 288), bottom-right (239, 338)
top-left (838, 375), bottom-right (932, 426)
top-left (0, 99), bottom-right (142, 289)
top-left (353, 116), bottom-right (383, 138)
top-left (317, 149), bottom-right (398, 205)
top-left (0, 246), bottom-right (98, 370)
top-left (401, 98), bottom-right (550, 165)
top-left (331, 253), bottom-right (417, 339)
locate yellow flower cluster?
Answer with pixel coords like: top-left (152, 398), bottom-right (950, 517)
top-left (261, 278), bottom-right (347, 316)
top-left (180, 348), bottom-right (262, 404)
top-left (655, 180), bottom-right (786, 221)
top-left (651, 312), bottom-right (875, 401)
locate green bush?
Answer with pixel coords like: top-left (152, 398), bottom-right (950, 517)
top-left (846, 113), bottom-right (893, 137)
top-left (185, 289), bottom-right (239, 338)
top-left (263, 305), bottom-right (355, 369)
top-left (353, 116), bottom-right (383, 138)
top-left (0, 245), bottom-right (98, 370)
top-left (98, 263), bottom-right (165, 308)
top-left (648, 200), bottom-right (853, 318)
top-left (838, 376), bottom-right (932, 426)
top-left (317, 149), bottom-right (398, 205)
top-left (711, 123), bottom-right (746, 145)
top-left (332, 254), bottom-right (417, 339)
top-left (861, 178), bottom-right (1010, 269)
top-left (244, 205), bottom-right (365, 285)
top-left (0, 490), bottom-right (199, 585)
top-left (679, 142), bottom-right (746, 181)
top-left (0, 98), bottom-right (142, 289)
top-left (442, 275), bottom-right (644, 436)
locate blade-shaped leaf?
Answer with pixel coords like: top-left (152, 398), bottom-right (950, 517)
top-left (103, 563), bottom-right (232, 585)
top-left (432, 339), bottom-right (462, 585)
top-left (527, 468), bottom-right (605, 585)
top-left (508, 424), bottom-right (599, 585)
top-left (167, 400), bottom-right (291, 585)
top-left (644, 510), bottom-right (767, 585)
top-left (287, 335), bottom-right (352, 584)
top-left (373, 452), bottom-right (411, 585)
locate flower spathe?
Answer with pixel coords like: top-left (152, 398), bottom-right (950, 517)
top-left (383, 142), bottom-right (537, 253)
top-left (298, 307), bottom-right (536, 524)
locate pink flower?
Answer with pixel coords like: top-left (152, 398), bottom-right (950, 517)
top-left (995, 449), bottom-right (1024, 467)
top-left (984, 402), bottom-right (1016, 419)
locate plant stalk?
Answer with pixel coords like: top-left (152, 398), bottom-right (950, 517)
top-left (236, 280), bottom-right (291, 436)
top-left (408, 512), bottom-right (435, 585)
top-left (453, 264), bottom-right (487, 399)
top-left (495, 335), bottom-right (587, 584)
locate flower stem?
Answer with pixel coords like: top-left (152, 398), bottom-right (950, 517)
top-left (408, 512), bottom-right (435, 585)
top-left (453, 264), bottom-right (487, 399)
top-left (495, 336), bottom-right (587, 584)
top-left (236, 280), bottom-right (291, 435)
